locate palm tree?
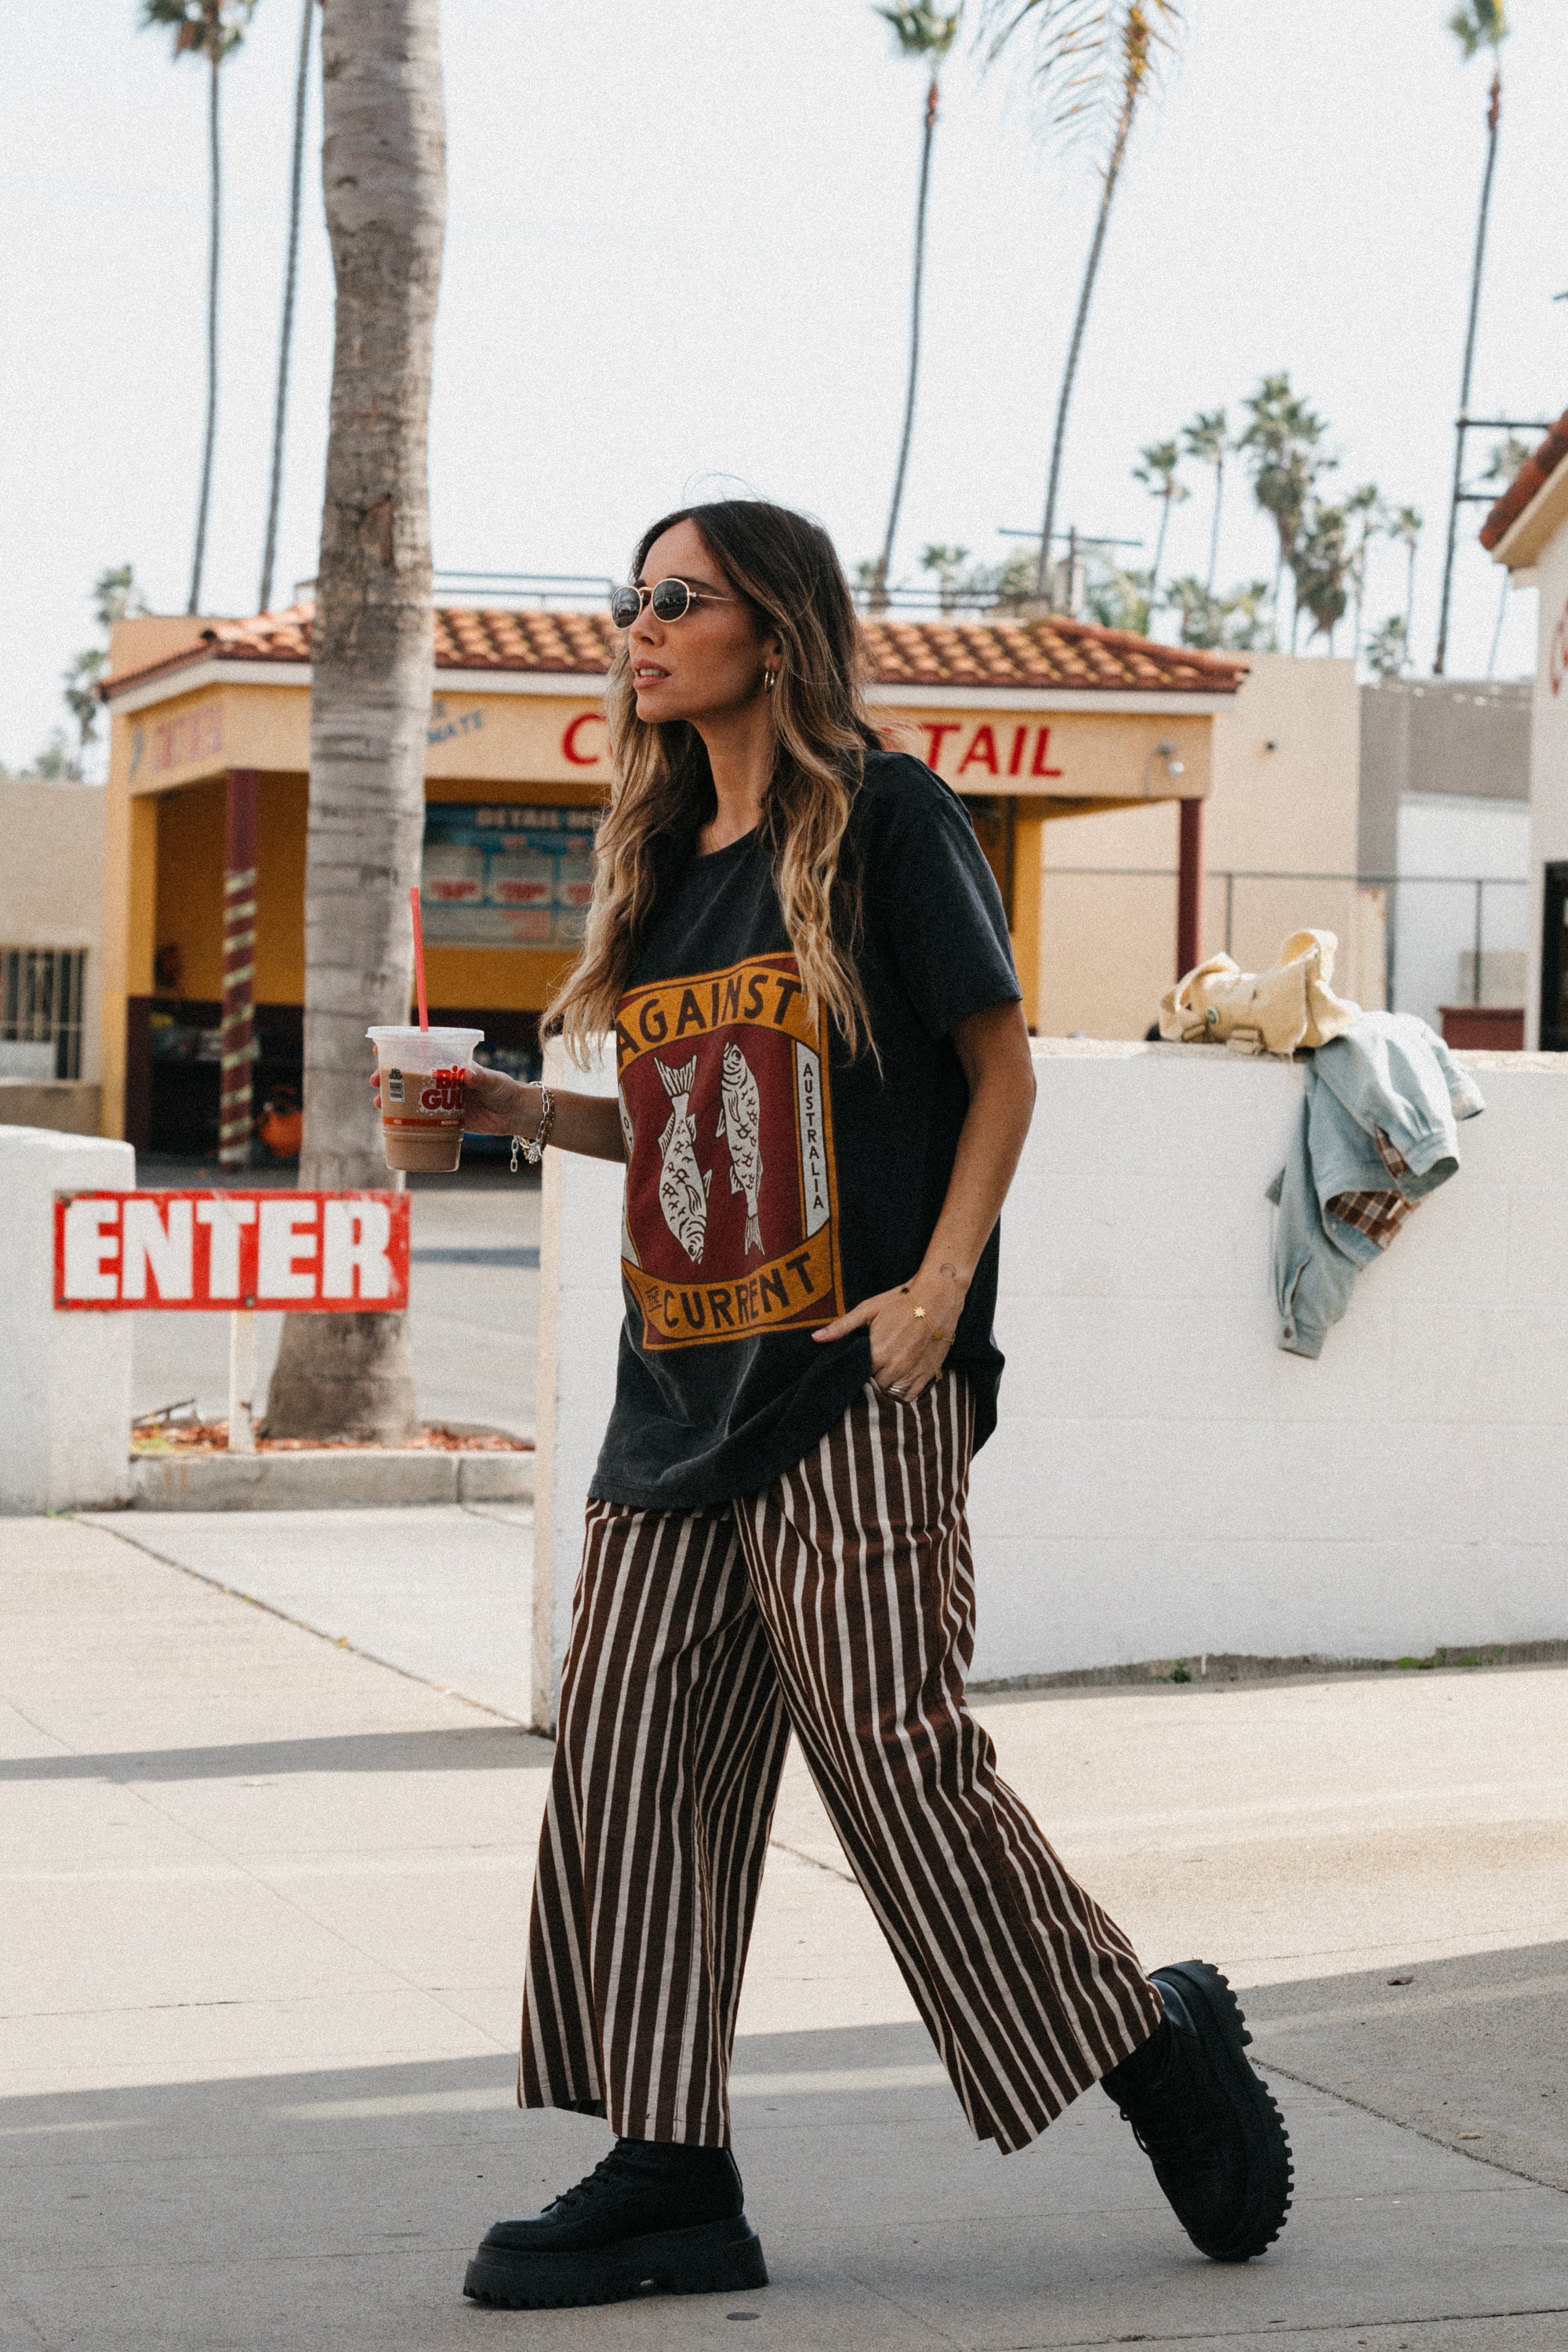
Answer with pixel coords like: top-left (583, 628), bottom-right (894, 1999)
top-left (1433, 0), bottom-right (1509, 675)
top-left (1238, 372), bottom-right (1332, 649)
top-left (259, 0), bottom-right (321, 613)
top-left (1131, 437), bottom-right (1187, 607)
top-left (1163, 574), bottom-right (1219, 648)
top-left (1343, 483), bottom-right (1382, 659)
top-left (1482, 432), bottom-right (1532, 677)
top-left (1181, 408), bottom-right (1229, 592)
top-left (978, 1), bottom-right (1188, 599)
top-left (62, 566), bottom-right (151, 753)
top-left (1165, 572), bottom-right (1271, 652)
top-left (1366, 615), bottom-right (1408, 681)
top-left (1388, 504), bottom-right (1423, 659)
top-left (140, 2), bottom-right (258, 615)
top-left (919, 542), bottom-right (976, 612)
top-left (867, 6), bottom-right (964, 612)
top-left (265, 0), bottom-right (447, 1443)
top-left (1291, 499), bottom-right (1350, 651)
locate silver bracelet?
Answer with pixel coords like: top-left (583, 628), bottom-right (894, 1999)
top-left (510, 1083), bottom-right (555, 1173)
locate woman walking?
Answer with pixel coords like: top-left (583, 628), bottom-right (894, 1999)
top-left (452, 501), bottom-right (1291, 2309)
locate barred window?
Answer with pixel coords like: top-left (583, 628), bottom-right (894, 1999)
top-left (0, 948), bottom-right (87, 1081)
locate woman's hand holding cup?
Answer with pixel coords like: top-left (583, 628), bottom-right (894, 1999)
top-left (367, 1059), bottom-right (535, 1138)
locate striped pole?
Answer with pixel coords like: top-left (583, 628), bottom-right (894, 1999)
top-left (219, 768), bottom-right (259, 1171)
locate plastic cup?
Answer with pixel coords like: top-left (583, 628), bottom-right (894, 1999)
top-left (367, 1025), bottom-right (484, 1173)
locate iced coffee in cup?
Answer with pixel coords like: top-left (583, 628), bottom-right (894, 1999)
top-left (367, 1025), bottom-right (484, 1173)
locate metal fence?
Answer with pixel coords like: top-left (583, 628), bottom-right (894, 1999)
top-left (0, 946), bottom-right (87, 1080)
top-left (1053, 869), bottom-right (1529, 1033)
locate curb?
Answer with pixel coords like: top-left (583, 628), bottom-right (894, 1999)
top-left (129, 1447), bottom-right (534, 1512)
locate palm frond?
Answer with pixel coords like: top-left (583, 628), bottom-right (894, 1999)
top-left (1181, 408), bottom-right (1229, 466)
top-left (875, 4), bottom-right (964, 61)
top-left (140, 0), bottom-right (256, 64)
top-left (1448, 0), bottom-right (1507, 62)
top-left (975, 0), bottom-right (1185, 157)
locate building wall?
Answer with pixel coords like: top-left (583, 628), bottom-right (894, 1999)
top-left (1392, 795), bottom-right (1530, 1025)
top-left (531, 1036), bottom-right (1568, 1721)
top-left (1036, 654), bottom-right (1377, 1037)
top-left (1526, 525), bottom-right (1568, 1046)
top-left (0, 776), bottom-right (106, 1082)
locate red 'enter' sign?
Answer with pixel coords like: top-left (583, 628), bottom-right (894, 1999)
top-left (53, 1192), bottom-right (410, 1312)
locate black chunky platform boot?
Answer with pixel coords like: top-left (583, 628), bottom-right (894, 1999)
top-left (463, 2137), bottom-right (768, 2310)
top-left (1103, 1959), bottom-right (1294, 2262)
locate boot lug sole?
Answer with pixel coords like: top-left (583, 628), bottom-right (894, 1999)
top-left (1150, 1958), bottom-right (1294, 2263)
top-left (463, 2215), bottom-right (768, 2309)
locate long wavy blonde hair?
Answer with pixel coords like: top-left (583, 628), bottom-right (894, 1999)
top-left (546, 501), bottom-right (882, 1063)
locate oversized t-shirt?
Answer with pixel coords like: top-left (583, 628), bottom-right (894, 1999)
top-left (589, 749), bottom-right (1022, 1512)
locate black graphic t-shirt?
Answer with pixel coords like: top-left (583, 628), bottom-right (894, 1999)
top-left (589, 750), bottom-right (1022, 1511)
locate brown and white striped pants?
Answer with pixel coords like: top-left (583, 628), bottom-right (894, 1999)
top-left (519, 1373), bottom-right (1162, 2154)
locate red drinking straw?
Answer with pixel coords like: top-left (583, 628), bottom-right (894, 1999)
top-left (409, 884), bottom-right (430, 1030)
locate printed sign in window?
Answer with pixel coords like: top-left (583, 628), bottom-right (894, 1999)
top-left (421, 804), bottom-right (601, 948)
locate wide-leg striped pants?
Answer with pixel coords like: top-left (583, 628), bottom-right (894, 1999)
top-left (519, 1373), bottom-right (1162, 2154)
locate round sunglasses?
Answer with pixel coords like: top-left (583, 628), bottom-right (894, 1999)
top-left (609, 579), bottom-right (736, 629)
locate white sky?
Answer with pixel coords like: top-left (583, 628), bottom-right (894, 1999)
top-left (2, 0), bottom-right (1565, 774)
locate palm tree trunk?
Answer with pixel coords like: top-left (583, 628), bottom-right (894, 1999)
top-left (1405, 543), bottom-right (1417, 664)
top-left (1149, 491), bottom-right (1171, 605)
top-left (188, 49), bottom-right (222, 616)
top-left (1434, 67), bottom-right (1501, 676)
top-left (1205, 456), bottom-right (1223, 593)
top-left (1486, 566), bottom-right (1508, 678)
top-left (872, 74), bottom-right (939, 614)
top-left (1034, 97), bottom-right (1134, 598)
top-left (265, 0), bottom-right (447, 1443)
top-left (259, 0), bottom-right (317, 615)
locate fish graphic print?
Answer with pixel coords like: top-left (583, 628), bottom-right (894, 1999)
top-left (615, 953), bottom-right (845, 1349)
top-left (717, 1041), bottom-right (764, 1258)
top-left (654, 1054), bottom-right (712, 1263)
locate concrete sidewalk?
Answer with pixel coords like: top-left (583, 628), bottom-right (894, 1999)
top-left (3, 1514), bottom-right (1566, 2350)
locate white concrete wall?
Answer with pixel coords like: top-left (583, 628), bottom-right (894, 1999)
top-left (531, 1040), bottom-right (625, 1728)
top-left (533, 1038), bottom-right (1568, 1726)
top-left (0, 1126), bottom-right (134, 1513)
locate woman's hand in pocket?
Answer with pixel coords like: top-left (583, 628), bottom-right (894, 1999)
top-left (811, 1263), bottom-right (967, 1402)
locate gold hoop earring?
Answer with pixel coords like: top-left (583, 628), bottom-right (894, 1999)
top-left (762, 666), bottom-right (779, 694)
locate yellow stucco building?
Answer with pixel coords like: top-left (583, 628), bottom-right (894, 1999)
top-left (99, 602), bottom-right (1242, 1152)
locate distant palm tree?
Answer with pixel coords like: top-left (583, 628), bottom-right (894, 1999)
top-left (141, 1), bottom-right (258, 615)
top-left (62, 566), bottom-right (151, 752)
top-left (1238, 372), bottom-right (1333, 649)
top-left (919, 542), bottom-right (976, 612)
top-left (1434, 0), bottom-right (1509, 675)
top-left (1482, 433), bottom-right (1533, 677)
top-left (259, 0), bottom-right (320, 613)
top-left (978, 1), bottom-right (1188, 599)
top-left (1084, 561), bottom-right (1152, 637)
top-left (1366, 615), bottom-right (1408, 681)
top-left (1181, 408), bottom-right (1229, 592)
top-left (1388, 504), bottom-right (1423, 660)
top-left (1131, 437), bottom-right (1188, 607)
top-left (1292, 499), bottom-right (1350, 651)
top-left (1343, 483), bottom-right (1383, 659)
top-left (867, 5), bottom-right (964, 612)
top-left (1165, 572), bottom-right (1271, 652)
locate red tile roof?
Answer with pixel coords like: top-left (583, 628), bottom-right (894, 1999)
top-left (1481, 407), bottom-right (1568, 550)
top-left (106, 602), bottom-right (1246, 699)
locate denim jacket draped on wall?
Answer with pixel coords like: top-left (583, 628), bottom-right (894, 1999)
top-left (1267, 1011), bottom-right (1486, 1359)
